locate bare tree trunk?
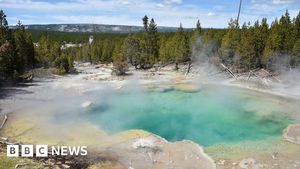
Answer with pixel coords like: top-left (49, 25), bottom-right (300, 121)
top-left (220, 63), bottom-right (237, 79)
top-left (185, 61), bottom-right (192, 77)
top-left (0, 114), bottom-right (7, 129)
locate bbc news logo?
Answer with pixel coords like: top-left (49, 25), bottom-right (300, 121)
top-left (7, 145), bottom-right (88, 157)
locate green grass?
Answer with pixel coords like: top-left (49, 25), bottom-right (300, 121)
top-left (0, 153), bottom-right (44, 169)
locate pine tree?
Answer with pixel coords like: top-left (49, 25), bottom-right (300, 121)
top-left (91, 42), bottom-right (101, 63)
top-left (220, 18), bottom-right (240, 64)
top-left (263, 11), bottom-right (293, 69)
top-left (147, 18), bottom-right (159, 64)
top-left (242, 19), bottom-right (269, 69)
top-left (279, 10), bottom-right (293, 53)
top-left (101, 39), bottom-right (114, 63)
top-left (0, 10), bottom-right (15, 79)
top-left (112, 42), bottom-right (128, 75)
top-left (14, 21), bottom-right (35, 72)
top-left (0, 10), bottom-right (10, 44)
top-left (50, 41), bottom-right (61, 65)
top-left (0, 41), bottom-right (15, 78)
top-left (0, 10), bottom-right (8, 27)
top-left (203, 28), bottom-right (226, 45)
top-left (122, 35), bottom-right (141, 68)
top-left (192, 19), bottom-right (202, 43)
top-left (196, 20), bottom-right (202, 34)
top-left (255, 18), bottom-right (269, 67)
top-left (35, 35), bottom-right (50, 66)
top-left (140, 17), bottom-right (159, 68)
top-left (25, 33), bottom-right (35, 69)
top-left (142, 15), bottom-right (149, 32)
top-left (36, 35), bottom-right (61, 67)
top-left (291, 39), bottom-right (300, 67)
top-left (294, 12), bottom-right (300, 39)
top-left (291, 12), bottom-right (300, 67)
top-left (171, 23), bottom-right (190, 69)
top-left (191, 20), bottom-right (202, 62)
top-left (54, 53), bottom-right (70, 74)
top-left (237, 23), bottom-right (257, 69)
top-left (159, 35), bottom-right (172, 64)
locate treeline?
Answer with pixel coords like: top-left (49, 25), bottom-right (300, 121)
top-left (76, 10), bottom-right (300, 75)
top-left (35, 35), bottom-right (74, 74)
top-left (220, 10), bottom-right (300, 71)
top-left (70, 20), bottom-right (225, 74)
top-left (76, 16), bottom-right (200, 75)
top-left (0, 10), bottom-right (76, 81)
top-left (1, 9), bottom-right (300, 79)
top-left (28, 30), bottom-right (128, 43)
top-left (0, 10), bottom-right (34, 80)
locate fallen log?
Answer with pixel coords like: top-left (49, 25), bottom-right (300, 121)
top-left (249, 70), bottom-right (259, 78)
top-left (220, 63), bottom-right (237, 79)
top-left (247, 68), bottom-right (261, 80)
top-left (246, 70), bottom-right (270, 86)
top-left (0, 137), bottom-right (8, 141)
top-left (261, 69), bottom-right (281, 82)
top-left (247, 71), bottom-right (251, 80)
top-left (17, 73), bottom-right (33, 82)
top-left (15, 163), bottom-right (28, 169)
top-left (0, 114), bottom-right (7, 129)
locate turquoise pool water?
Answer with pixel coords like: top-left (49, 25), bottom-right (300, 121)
top-left (84, 86), bottom-right (292, 146)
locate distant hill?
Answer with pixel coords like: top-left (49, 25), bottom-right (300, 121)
top-left (13, 24), bottom-right (190, 33)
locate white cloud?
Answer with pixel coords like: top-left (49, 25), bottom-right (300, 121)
top-left (272, 0), bottom-right (297, 4)
top-left (0, 0), bottom-right (184, 11)
top-left (119, 0), bottom-right (131, 5)
top-left (156, 0), bottom-right (182, 8)
top-left (52, 15), bottom-right (139, 26)
top-left (251, 0), bottom-right (298, 6)
top-left (156, 3), bottom-right (166, 8)
top-left (0, 0), bottom-right (236, 28)
top-left (249, 0), bottom-right (299, 18)
top-left (0, 0), bottom-right (135, 11)
top-left (165, 0), bottom-right (183, 4)
top-left (1, 0), bottom-right (299, 28)
top-left (207, 12), bottom-right (216, 16)
top-left (1, 0), bottom-right (202, 26)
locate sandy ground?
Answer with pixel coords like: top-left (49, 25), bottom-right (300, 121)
top-left (0, 62), bottom-right (300, 169)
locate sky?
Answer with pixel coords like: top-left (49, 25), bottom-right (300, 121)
top-left (1, 0), bottom-right (300, 28)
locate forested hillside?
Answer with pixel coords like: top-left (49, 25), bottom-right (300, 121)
top-left (1, 9), bottom-right (300, 79)
top-left (17, 24), bottom-right (182, 33)
top-left (76, 11), bottom-right (300, 74)
top-left (28, 30), bottom-right (129, 43)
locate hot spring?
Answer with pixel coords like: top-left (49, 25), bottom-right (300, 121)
top-left (80, 84), bottom-right (294, 147)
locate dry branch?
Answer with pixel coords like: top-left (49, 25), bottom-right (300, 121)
top-left (220, 63), bottom-right (237, 79)
top-left (15, 163), bottom-right (28, 169)
top-left (0, 114), bottom-right (8, 129)
top-left (261, 69), bottom-right (281, 82)
top-left (185, 62), bottom-right (192, 77)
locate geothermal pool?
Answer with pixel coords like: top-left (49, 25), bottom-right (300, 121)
top-left (81, 85), bottom-right (293, 146)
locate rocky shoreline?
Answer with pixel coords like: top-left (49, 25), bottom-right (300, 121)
top-left (284, 124), bottom-right (300, 145)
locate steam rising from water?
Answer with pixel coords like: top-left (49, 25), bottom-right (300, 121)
top-left (189, 38), bottom-right (224, 82)
top-left (190, 37), bottom-right (300, 98)
top-left (84, 85), bottom-right (294, 146)
top-left (1, 48), bottom-right (300, 147)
